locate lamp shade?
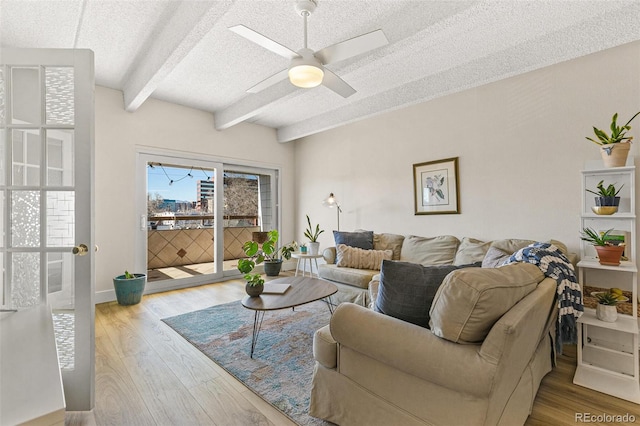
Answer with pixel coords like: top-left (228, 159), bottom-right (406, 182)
top-left (289, 64), bottom-right (323, 88)
top-left (322, 193), bottom-right (339, 208)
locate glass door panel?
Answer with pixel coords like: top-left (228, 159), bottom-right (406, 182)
top-left (0, 49), bottom-right (94, 410)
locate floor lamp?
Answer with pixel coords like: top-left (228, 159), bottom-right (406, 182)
top-left (323, 193), bottom-right (342, 231)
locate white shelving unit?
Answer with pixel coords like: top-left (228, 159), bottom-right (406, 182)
top-left (574, 159), bottom-right (640, 403)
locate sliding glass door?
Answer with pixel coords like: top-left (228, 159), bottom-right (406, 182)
top-left (136, 150), bottom-right (279, 291)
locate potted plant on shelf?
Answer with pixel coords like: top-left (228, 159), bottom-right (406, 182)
top-left (586, 180), bottom-right (623, 215)
top-left (593, 291), bottom-right (621, 322)
top-left (299, 243), bottom-right (308, 254)
top-left (580, 227), bottom-right (626, 266)
top-left (238, 230), bottom-right (297, 296)
top-left (112, 270), bottom-right (147, 305)
top-left (304, 215), bottom-right (324, 255)
top-left (586, 111), bottom-right (640, 168)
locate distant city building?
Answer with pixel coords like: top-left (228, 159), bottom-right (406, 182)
top-left (158, 199), bottom-right (191, 212)
top-left (198, 179), bottom-right (215, 211)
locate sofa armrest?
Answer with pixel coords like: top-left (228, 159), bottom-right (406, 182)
top-left (330, 303), bottom-right (495, 397)
top-left (323, 247), bottom-right (336, 264)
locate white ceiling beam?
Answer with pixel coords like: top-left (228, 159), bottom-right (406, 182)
top-left (123, 0), bottom-right (235, 112)
top-left (213, 80), bottom-right (298, 130)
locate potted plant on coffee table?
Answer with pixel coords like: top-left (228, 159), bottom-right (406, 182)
top-left (238, 229), bottom-right (297, 292)
top-left (586, 180), bottom-right (623, 215)
top-left (112, 270), bottom-right (147, 305)
top-left (580, 227), bottom-right (625, 266)
top-left (586, 111), bottom-right (640, 167)
top-left (304, 215), bottom-right (324, 255)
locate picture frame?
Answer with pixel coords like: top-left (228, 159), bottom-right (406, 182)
top-left (413, 157), bottom-right (460, 215)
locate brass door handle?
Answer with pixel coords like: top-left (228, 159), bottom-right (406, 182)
top-left (72, 244), bottom-right (89, 256)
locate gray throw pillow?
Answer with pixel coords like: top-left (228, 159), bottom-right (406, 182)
top-left (374, 260), bottom-right (462, 328)
top-left (333, 230), bottom-right (374, 250)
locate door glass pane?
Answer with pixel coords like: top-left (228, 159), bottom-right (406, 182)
top-left (0, 130), bottom-right (5, 186)
top-left (11, 67), bottom-right (41, 125)
top-left (45, 67), bottom-right (74, 125)
top-left (11, 252), bottom-right (40, 307)
top-left (47, 191), bottom-right (74, 247)
top-left (49, 252), bottom-right (75, 371)
top-left (12, 129), bottom-right (40, 186)
top-left (46, 129), bottom-right (73, 186)
top-left (11, 190), bottom-right (40, 247)
top-left (0, 67), bottom-right (5, 125)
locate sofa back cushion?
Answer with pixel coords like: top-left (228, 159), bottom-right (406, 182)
top-left (373, 233), bottom-right (405, 260)
top-left (429, 263), bottom-right (544, 343)
top-left (489, 238), bottom-right (535, 254)
top-left (400, 235), bottom-right (459, 265)
top-left (453, 237), bottom-right (492, 266)
top-left (336, 244), bottom-right (393, 270)
top-left (374, 260), bottom-right (462, 328)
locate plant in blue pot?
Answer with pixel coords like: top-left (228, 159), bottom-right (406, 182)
top-left (113, 270), bottom-right (147, 305)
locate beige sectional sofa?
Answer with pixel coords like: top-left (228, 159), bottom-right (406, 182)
top-left (319, 232), bottom-right (570, 307)
top-left (310, 233), bottom-right (576, 425)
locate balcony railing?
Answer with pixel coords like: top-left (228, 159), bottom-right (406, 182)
top-left (147, 216), bottom-right (260, 270)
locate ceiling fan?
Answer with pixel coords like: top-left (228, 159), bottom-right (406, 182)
top-left (229, 0), bottom-right (388, 98)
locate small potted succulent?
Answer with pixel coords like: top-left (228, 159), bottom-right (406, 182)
top-left (580, 227), bottom-right (625, 266)
top-left (586, 180), bottom-right (623, 214)
top-left (586, 112), bottom-right (640, 167)
top-left (303, 215), bottom-right (324, 255)
top-left (594, 291), bottom-right (621, 322)
top-left (238, 230), bottom-right (297, 296)
top-left (299, 243), bottom-right (308, 254)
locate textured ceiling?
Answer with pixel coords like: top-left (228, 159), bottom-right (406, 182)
top-left (1, 0), bottom-right (639, 142)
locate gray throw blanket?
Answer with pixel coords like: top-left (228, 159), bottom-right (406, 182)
top-left (503, 242), bottom-right (583, 354)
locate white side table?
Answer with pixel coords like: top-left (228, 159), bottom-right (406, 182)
top-left (291, 252), bottom-right (323, 277)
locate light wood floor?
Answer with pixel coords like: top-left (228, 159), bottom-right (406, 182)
top-left (67, 274), bottom-right (640, 426)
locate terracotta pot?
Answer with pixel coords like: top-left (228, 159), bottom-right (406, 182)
top-left (600, 142), bottom-right (631, 168)
top-left (594, 245), bottom-right (625, 266)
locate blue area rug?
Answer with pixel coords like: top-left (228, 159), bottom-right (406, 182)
top-left (162, 300), bottom-right (332, 425)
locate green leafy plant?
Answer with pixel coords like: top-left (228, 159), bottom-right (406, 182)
top-left (237, 230), bottom-right (297, 286)
top-left (594, 292), bottom-right (620, 306)
top-left (586, 112), bottom-right (640, 145)
top-left (580, 227), bottom-right (616, 246)
top-left (586, 180), bottom-right (623, 197)
top-left (124, 270), bottom-right (135, 279)
top-left (303, 215), bottom-right (324, 242)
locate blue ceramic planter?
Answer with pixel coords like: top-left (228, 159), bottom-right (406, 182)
top-left (113, 274), bottom-right (147, 305)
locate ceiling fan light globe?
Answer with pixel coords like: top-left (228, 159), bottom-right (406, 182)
top-left (288, 64), bottom-right (324, 88)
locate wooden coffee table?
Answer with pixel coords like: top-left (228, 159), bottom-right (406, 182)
top-left (241, 276), bottom-right (338, 357)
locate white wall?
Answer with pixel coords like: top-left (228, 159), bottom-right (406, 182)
top-left (95, 86), bottom-right (295, 296)
top-left (294, 41), bottom-right (640, 256)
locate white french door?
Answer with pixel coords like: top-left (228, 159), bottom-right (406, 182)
top-left (0, 48), bottom-right (95, 410)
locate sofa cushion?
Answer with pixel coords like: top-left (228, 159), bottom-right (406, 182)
top-left (481, 246), bottom-right (511, 268)
top-left (336, 244), bottom-right (393, 270)
top-left (373, 233), bottom-right (405, 260)
top-left (399, 235), bottom-right (459, 265)
top-left (429, 263), bottom-right (544, 343)
top-left (490, 238), bottom-right (535, 254)
top-left (318, 264), bottom-right (377, 289)
top-left (453, 237), bottom-right (492, 266)
top-left (333, 230), bottom-right (374, 250)
top-left (374, 260), bottom-right (461, 328)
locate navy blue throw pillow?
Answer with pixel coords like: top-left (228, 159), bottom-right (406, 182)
top-left (374, 260), bottom-right (465, 328)
top-left (333, 230), bottom-right (374, 250)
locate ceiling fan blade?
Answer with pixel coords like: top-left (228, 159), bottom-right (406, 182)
top-left (229, 24), bottom-right (299, 59)
top-left (315, 29), bottom-right (388, 65)
top-left (321, 69), bottom-right (356, 98)
top-left (247, 69), bottom-right (289, 93)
